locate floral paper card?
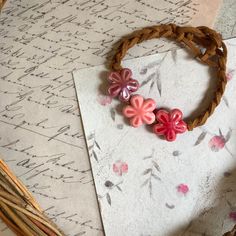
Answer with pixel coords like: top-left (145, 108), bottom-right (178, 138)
top-left (73, 38), bottom-right (236, 236)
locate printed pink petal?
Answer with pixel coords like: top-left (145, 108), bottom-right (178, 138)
top-left (142, 98), bottom-right (156, 112)
top-left (119, 87), bottom-right (131, 102)
top-left (166, 129), bottom-right (176, 142)
top-left (113, 160), bottom-right (128, 176)
top-left (130, 115), bottom-right (143, 127)
top-left (97, 95), bottom-right (112, 106)
top-left (226, 70), bottom-right (234, 81)
top-left (177, 184), bottom-right (189, 194)
top-left (130, 95), bottom-right (144, 109)
top-left (209, 136), bottom-right (225, 151)
top-left (113, 164), bottom-right (119, 173)
top-left (142, 112), bottom-right (155, 124)
top-left (174, 120), bottom-right (187, 134)
top-left (127, 79), bottom-right (139, 92)
top-left (108, 84), bottom-right (121, 97)
top-left (156, 110), bottom-right (170, 124)
top-left (153, 123), bottom-right (167, 135)
top-left (170, 109), bottom-right (183, 122)
top-left (121, 68), bottom-right (132, 81)
top-left (229, 211), bottom-right (236, 221)
top-left (123, 106), bottom-right (137, 118)
top-left (121, 163), bottom-right (128, 173)
top-left (108, 71), bottom-right (122, 83)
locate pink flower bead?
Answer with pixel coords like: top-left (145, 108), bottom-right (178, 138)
top-left (123, 95), bottom-right (156, 127)
top-left (108, 68), bottom-right (139, 102)
top-left (153, 109), bottom-right (187, 142)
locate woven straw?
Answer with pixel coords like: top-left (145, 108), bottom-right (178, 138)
top-left (0, 0), bottom-right (7, 9)
top-left (0, 159), bottom-right (65, 236)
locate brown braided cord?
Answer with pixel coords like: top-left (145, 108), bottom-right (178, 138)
top-left (224, 224), bottom-right (236, 236)
top-left (0, 0), bottom-right (7, 9)
top-left (110, 24), bottom-right (227, 131)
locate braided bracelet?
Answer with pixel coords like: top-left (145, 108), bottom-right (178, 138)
top-left (107, 24), bottom-right (227, 142)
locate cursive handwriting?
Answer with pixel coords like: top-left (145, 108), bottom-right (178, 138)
top-left (0, 0), bottom-right (212, 235)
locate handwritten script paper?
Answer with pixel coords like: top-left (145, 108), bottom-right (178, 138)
top-left (74, 38), bottom-right (236, 236)
top-left (215, 0), bottom-right (236, 39)
top-left (0, 0), bottom-right (222, 235)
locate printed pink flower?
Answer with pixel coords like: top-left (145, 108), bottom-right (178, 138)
top-left (108, 68), bottom-right (139, 102)
top-left (226, 70), bottom-right (234, 81)
top-left (123, 95), bottom-right (156, 127)
top-left (97, 94), bottom-right (112, 106)
top-left (229, 211), bottom-right (236, 221)
top-left (209, 135), bottom-right (226, 151)
top-left (113, 160), bottom-right (128, 176)
top-left (177, 184), bottom-right (189, 195)
top-left (153, 109), bottom-right (187, 142)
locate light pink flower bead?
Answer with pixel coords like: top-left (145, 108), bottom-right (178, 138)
top-left (153, 109), bottom-right (187, 141)
top-left (123, 95), bottom-right (156, 127)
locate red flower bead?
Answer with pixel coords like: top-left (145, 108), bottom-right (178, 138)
top-left (123, 95), bottom-right (156, 127)
top-left (108, 68), bottom-right (139, 102)
top-left (153, 109), bottom-right (187, 141)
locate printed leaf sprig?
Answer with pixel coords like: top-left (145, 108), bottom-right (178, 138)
top-left (87, 132), bottom-right (101, 162)
top-left (194, 128), bottom-right (233, 156)
top-left (194, 131), bottom-right (207, 146)
top-left (140, 53), bottom-right (168, 96)
top-left (98, 180), bottom-right (123, 206)
top-left (194, 128), bottom-right (233, 157)
top-left (208, 128), bottom-right (233, 156)
top-left (141, 150), bottom-right (161, 197)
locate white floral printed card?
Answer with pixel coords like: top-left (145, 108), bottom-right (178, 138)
top-left (73, 38), bottom-right (236, 236)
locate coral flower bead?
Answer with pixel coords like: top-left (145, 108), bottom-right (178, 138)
top-left (123, 95), bottom-right (156, 127)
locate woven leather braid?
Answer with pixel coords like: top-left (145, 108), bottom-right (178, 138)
top-left (224, 224), bottom-right (236, 236)
top-left (110, 24), bottom-right (227, 131)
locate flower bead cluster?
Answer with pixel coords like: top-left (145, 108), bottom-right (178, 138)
top-left (107, 68), bottom-right (187, 141)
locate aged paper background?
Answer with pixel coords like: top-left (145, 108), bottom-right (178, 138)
top-left (215, 0), bottom-right (236, 39)
top-left (74, 38), bottom-right (236, 236)
top-left (0, 0), bottom-right (222, 235)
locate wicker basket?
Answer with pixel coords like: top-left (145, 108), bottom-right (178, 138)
top-left (0, 0), bottom-right (7, 9)
top-left (0, 159), bottom-right (64, 236)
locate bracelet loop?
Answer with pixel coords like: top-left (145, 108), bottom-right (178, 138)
top-left (108, 24), bottom-right (227, 141)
